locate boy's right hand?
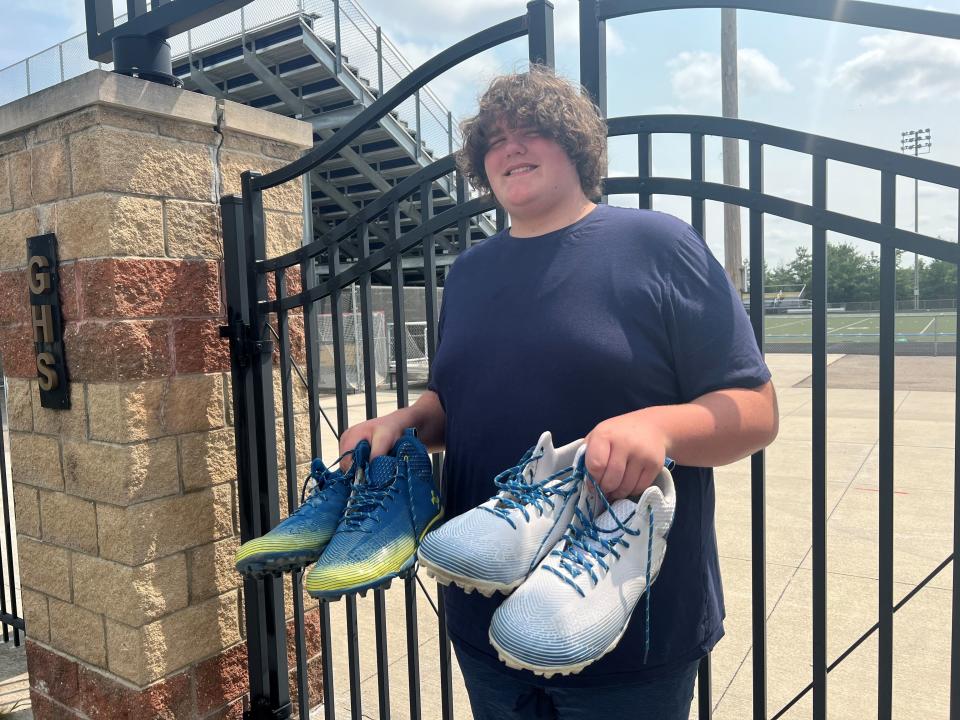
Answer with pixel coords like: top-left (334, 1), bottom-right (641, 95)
top-left (339, 413), bottom-right (408, 470)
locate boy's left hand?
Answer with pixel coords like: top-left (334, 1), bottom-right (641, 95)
top-left (584, 410), bottom-right (668, 500)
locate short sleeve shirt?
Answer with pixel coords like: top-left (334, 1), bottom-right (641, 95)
top-left (428, 203), bottom-right (770, 685)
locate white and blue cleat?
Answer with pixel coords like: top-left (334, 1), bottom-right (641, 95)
top-left (489, 463), bottom-right (676, 678)
top-left (417, 431), bottom-right (589, 597)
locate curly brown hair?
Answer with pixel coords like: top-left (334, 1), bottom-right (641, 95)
top-left (457, 65), bottom-right (608, 200)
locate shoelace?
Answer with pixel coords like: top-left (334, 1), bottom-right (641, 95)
top-left (339, 455), bottom-right (409, 531)
top-left (480, 451), bottom-right (580, 529)
top-left (542, 460), bottom-right (660, 663)
top-left (299, 447), bottom-right (363, 507)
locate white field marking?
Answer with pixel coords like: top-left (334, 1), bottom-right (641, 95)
top-left (920, 317), bottom-right (936, 335)
top-left (827, 316), bottom-right (875, 334)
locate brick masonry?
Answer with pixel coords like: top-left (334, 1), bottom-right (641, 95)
top-left (0, 72), bottom-right (313, 719)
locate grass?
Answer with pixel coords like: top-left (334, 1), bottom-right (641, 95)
top-left (764, 311), bottom-right (957, 343)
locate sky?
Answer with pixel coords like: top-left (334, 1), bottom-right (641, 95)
top-left (1, 0), bottom-right (958, 272)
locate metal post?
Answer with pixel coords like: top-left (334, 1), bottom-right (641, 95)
top-left (223, 179), bottom-right (292, 720)
top-left (58, 44), bottom-right (65, 83)
top-left (334, 0), bottom-right (342, 75)
top-left (527, 0), bottom-right (555, 68)
top-left (415, 90), bottom-right (422, 160)
top-left (578, 0), bottom-right (606, 115)
top-left (376, 26), bottom-right (384, 95)
top-left (447, 111), bottom-right (454, 157)
top-left (721, 9), bottom-right (744, 292)
top-left (25, 59), bottom-right (31, 95)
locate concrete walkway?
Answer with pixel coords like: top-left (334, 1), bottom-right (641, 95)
top-left (2, 351), bottom-right (952, 718)
top-left (316, 352), bottom-right (956, 719)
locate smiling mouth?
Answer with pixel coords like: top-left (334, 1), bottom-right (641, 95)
top-left (505, 165), bottom-right (537, 177)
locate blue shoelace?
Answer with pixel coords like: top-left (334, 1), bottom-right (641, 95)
top-left (339, 455), bottom-right (408, 531)
top-left (480, 450), bottom-right (580, 529)
top-left (299, 446), bottom-right (365, 506)
top-left (542, 459), bottom-right (660, 663)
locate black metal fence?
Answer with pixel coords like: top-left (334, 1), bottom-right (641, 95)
top-left (223, 1), bottom-right (960, 718)
top-left (0, 384), bottom-right (23, 647)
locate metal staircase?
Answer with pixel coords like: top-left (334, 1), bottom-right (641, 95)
top-left (170, 1), bottom-right (496, 276)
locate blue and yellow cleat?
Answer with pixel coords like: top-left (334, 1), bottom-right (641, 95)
top-left (234, 441), bottom-right (370, 578)
top-left (304, 429), bottom-right (442, 600)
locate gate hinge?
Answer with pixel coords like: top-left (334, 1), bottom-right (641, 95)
top-left (243, 700), bottom-right (292, 720)
top-left (219, 322), bottom-right (274, 366)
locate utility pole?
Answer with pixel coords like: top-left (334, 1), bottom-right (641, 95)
top-left (900, 128), bottom-right (932, 310)
top-left (721, 9), bottom-right (743, 292)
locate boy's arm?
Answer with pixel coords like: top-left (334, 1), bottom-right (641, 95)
top-left (585, 380), bottom-right (779, 498)
top-left (339, 390), bottom-right (446, 462)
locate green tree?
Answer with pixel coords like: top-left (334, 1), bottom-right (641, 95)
top-left (920, 259), bottom-right (957, 301)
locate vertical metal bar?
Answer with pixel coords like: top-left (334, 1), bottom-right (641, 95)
top-left (345, 596), bottom-right (363, 720)
top-left (691, 133), bottom-right (705, 238)
top-left (638, 131), bottom-right (652, 210)
top-left (952, 223), bottom-right (960, 718)
top-left (405, 576), bottom-right (422, 720)
top-left (578, 0), bottom-right (606, 114)
top-left (390, 202), bottom-right (408, 408)
top-left (748, 141), bottom-right (767, 720)
top-left (448, 111), bottom-right (454, 157)
top-left (126, 0), bottom-right (146, 19)
top-left (0, 396), bottom-right (12, 644)
top-left (358, 225), bottom-right (377, 417)
top-left (230, 174), bottom-right (292, 717)
top-left (333, 0), bottom-right (343, 75)
top-left (328, 235), bottom-right (363, 720)
top-left (878, 171), bottom-right (896, 720)
top-left (300, 176), bottom-right (338, 720)
top-left (527, 0), bottom-right (555, 68)
top-left (275, 271), bottom-right (310, 720)
top-left (496, 207), bottom-right (507, 232)
top-left (374, 588), bottom-right (391, 720)
top-left (422, 182), bottom-right (438, 365)
top-left (58, 44), bottom-right (65, 83)
top-left (457, 173), bottom-right (470, 251)
top-left (376, 26), bottom-right (384, 95)
top-left (415, 90), bottom-right (422, 161)
top-left (698, 653), bottom-right (712, 720)
top-left (811, 156), bottom-right (828, 720)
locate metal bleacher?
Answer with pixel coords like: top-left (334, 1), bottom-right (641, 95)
top-left (0, 0), bottom-right (495, 280)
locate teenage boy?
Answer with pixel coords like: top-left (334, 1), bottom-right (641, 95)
top-left (340, 66), bottom-right (778, 719)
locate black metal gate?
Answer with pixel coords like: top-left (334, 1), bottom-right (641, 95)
top-left (0, 380), bottom-right (25, 647)
top-left (223, 1), bottom-right (960, 718)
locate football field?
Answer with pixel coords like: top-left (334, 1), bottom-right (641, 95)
top-left (764, 311), bottom-right (957, 344)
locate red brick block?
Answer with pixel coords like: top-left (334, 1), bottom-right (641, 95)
top-left (58, 264), bottom-right (80, 322)
top-left (64, 319), bottom-right (172, 381)
top-left (78, 665), bottom-right (192, 720)
top-left (26, 641), bottom-right (79, 707)
top-left (78, 259), bottom-right (222, 320)
top-left (0, 269), bottom-right (28, 325)
top-left (173, 318), bottom-right (230, 374)
top-left (288, 655), bottom-right (324, 718)
top-left (265, 267), bottom-right (304, 303)
top-left (29, 689), bottom-right (81, 720)
top-left (201, 696), bottom-right (247, 720)
top-left (0, 322), bottom-right (35, 377)
top-left (195, 642), bottom-right (248, 716)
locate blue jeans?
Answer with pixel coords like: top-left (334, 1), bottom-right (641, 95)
top-left (454, 645), bottom-right (699, 720)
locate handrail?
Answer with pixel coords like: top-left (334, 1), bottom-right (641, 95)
top-left (252, 14), bottom-right (529, 190)
top-left (608, 115), bottom-right (960, 188)
top-left (257, 155), bottom-right (459, 272)
top-left (598, 0), bottom-right (960, 39)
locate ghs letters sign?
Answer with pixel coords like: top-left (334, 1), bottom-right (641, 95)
top-left (27, 234), bottom-right (69, 410)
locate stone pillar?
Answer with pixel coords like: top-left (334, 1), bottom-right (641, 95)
top-left (0, 70), bottom-right (314, 719)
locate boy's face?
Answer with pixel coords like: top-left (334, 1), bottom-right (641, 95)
top-left (482, 122), bottom-right (583, 218)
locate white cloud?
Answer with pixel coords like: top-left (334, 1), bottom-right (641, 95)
top-left (668, 48), bottom-right (793, 104)
top-left (830, 33), bottom-right (960, 105)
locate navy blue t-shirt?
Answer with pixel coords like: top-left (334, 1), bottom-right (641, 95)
top-left (428, 203), bottom-right (770, 686)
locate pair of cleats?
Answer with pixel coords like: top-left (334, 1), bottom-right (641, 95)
top-left (234, 429), bottom-right (443, 600)
top-left (417, 431), bottom-right (676, 678)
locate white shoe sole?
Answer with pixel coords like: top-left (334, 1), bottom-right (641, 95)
top-left (488, 614), bottom-right (632, 678)
top-left (418, 556), bottom-right (527, 597)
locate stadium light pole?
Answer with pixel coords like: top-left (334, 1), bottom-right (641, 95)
top-left (901, 128), bottom-right (932, 310)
